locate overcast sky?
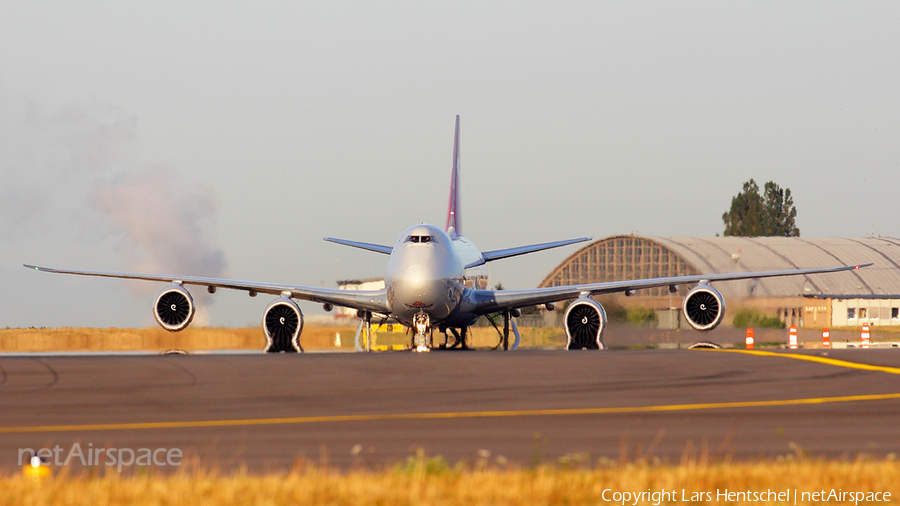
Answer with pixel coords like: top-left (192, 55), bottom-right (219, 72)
top-left (1, 2), bottom-right (898, 328)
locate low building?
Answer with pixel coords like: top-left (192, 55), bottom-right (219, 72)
top-left (803, 295), bottom-right (900, 328)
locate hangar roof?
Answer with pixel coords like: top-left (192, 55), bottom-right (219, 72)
top-left (540, 235), bottom-right (900, 299)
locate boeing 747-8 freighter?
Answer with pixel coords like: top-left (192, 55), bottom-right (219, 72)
top-left (26, 117), bottom-right (869, 352)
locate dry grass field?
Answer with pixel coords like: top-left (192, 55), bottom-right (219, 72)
top-left (3, 458), bottom-right (897, 505)
top-left (0, 326), bottom-right (567, 353)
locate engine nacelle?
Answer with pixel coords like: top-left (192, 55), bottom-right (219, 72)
top-left (564, 297), bottom-right (608, 350)
top-left (153, 285), bottom-right (195, 332)
top-left (682, 284), bottom-right (726, 331)
top-left (263, 296), bottom-right (304, 353)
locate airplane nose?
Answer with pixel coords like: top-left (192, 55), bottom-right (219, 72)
top-left (404, 264), bottom-right (430, 291)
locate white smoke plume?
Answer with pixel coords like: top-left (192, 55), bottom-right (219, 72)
top-left (90, 168), bottom-right (227, 280)
top-left (1, 94), bottom-right (227, 327)
top-left (90, 168), bottom-right (228, 326)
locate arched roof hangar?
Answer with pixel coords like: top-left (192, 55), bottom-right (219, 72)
top-left (539, 235), bottom-right (900, 300)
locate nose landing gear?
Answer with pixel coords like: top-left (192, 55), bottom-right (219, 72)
top-left (413, 312), bottom-right (431, 352)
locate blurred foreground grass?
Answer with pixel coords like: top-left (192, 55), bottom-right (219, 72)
top-left (3, 458), bottom-right (898, 505)
top-left (0, 326), bottom-right (566, 352)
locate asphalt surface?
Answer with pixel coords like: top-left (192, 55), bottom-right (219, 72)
top-left (2, 348), bottom-right (900, 471)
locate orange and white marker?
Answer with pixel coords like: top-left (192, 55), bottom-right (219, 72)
top-left (788, 325), bottom-right (798, 350)
top-left (861, 323), bottom-right (870, 349)
top-left (822, 328), bottom-right (831, 348)
top-left (745, 328), bottom-right (755, 350)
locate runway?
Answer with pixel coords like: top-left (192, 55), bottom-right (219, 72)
top-left (2, 348), bottom-right (900, 471)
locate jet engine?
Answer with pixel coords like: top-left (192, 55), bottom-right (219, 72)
top-left (564, 297), bottom-right (607, 350)
top-left (682, 284), bottom-right (726, 331)
top-left (153, 285), bottom-right (195, 332)
top-left (263, 296), bottom-right (304, 353)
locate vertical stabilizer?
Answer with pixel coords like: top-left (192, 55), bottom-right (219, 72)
top-left (446, 115), bottom-right (462, 238)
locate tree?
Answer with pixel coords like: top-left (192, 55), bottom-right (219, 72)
top-left (722, 179), bottom-right (764, 237)
top-left (722, 179), bottom-right (799, 237)
top-left (761, 181), bottom-right (799, 237)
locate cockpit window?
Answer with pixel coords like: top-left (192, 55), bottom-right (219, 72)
top-left (405, 235), bottom-right (437, 244)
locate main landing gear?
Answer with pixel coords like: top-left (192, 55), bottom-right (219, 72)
top-left (355, 310), bottom-right (519, 353)
top-left (439, 326), bottom-right (469, 350)
top-left (354, 311), bottom-right (373, 352)
top-left (485, 309), bottom-right (520, 351)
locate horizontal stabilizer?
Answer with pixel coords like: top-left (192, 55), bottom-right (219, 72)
top-left (465, 237), bottom-right (591, 268)
top-left (324, 237), bottom-right (393, 255)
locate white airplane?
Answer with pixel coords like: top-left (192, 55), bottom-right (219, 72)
top-left (26, 116), bottom-right (870, 352)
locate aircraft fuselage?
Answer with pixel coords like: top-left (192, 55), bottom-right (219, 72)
top-left (385, 224), bottom-right (487, 329)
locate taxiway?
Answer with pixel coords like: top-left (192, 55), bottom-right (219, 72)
top-left (2, 348), bottom-right (899, 470)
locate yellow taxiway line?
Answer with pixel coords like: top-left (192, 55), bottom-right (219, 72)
top-left (711, 348), bottom-right (900, 374)
top-left (2, 392), bottom-right (900, 435)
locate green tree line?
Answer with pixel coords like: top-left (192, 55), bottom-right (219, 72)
top-left (722, 179), bottom-right (799, 237)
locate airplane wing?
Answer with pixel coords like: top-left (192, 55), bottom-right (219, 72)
top-left (23, 264), bottom-right (389, 313)
top-left (468, 263), bottom-right (872, 313)
top-left (323, 237), bottom-right (393, 255)
top-left (464, 237), bottom-right (592, 268)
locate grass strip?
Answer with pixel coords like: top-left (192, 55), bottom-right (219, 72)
top-left (3, 459), bottom-right (898, 505)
